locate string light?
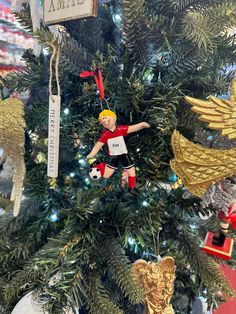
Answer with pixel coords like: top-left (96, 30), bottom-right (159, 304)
top-left (85, 178), bottom-right (90, 184)
top-left (168, 173), bottom-right (177, 183)
top-left (207, 135), bottom-right (213, 141)
top-left (113, 14), bottom-right (121, 23)
top-left (42, 48), bottom-right (49, 55)
top-left (49, 209), bottom-right (58, 222)
top-left (63, 108), bottom-right (70, 115)
top-left (146, 73), bottom-right (154, 83)
top-left (142, 200), bottom-right (148, 207)
top-left (128, 235), bottom-right (135, 245)
top-left (79, 158), bottom-right (86, 165)
top-left (70, 172), bottom-right (75, 177)
top-left (190, 223), bottom-right (197, 230)
top-left (143, 68), bottom-right (154, 84)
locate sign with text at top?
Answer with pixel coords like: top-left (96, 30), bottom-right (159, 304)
top-left (47, 95), bottom-right (61, 178)
top-left (44, 0), bottom-right (98, 25)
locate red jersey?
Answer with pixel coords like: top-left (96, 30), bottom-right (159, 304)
top-left (98, 125), bottom-right (129, 156)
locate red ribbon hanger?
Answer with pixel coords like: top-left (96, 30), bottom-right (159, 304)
top-left (80, 68), bottom-right (105, 100)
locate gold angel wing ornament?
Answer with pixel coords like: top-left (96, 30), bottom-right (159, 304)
top-left (0, 98), bottom-right (26, 216)
top-left (170, 130), bottom-right (236, 197)
top-left (185, 80), bottom-right (236, 140)
top-left (132, 257), bottom-right (176, 314)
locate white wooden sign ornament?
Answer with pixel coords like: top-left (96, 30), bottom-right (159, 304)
top-left (47, 43), bottom-right (61, 178)
top-left (47, 95), bottom-right (61, 178)
top-left (44, 0), bottom-right (98, 25)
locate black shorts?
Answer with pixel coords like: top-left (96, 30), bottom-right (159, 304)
top-left (107, 154), bottom-right (134, 170)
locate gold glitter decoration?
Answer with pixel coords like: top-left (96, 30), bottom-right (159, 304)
top-left (48, 177), bottom-right (58, 189)
top-left (170, 130), bottom-right (236, 197)
top-left (185, 80), bottom-right (236, 140)
top-left (0, 98), bottom-right (26, 216)
top-left (132, 257), bottom-right (175, 314)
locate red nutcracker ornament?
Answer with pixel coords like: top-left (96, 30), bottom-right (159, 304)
top-left (87, 110), bottom-right (150, 195)
top-left (202, 203), bottom-right (236, 260)
top-left (213, 202), bottom-right (236, 246)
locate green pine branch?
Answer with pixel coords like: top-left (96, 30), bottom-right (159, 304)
top-left (183, 12), bottom-right (215, 51)
top-left (171, 0), bottom-right (222, 13)
top-left (4, 64), bottom-right (49, 93)
top-left (12, 3), bottom-right (33, 33)
top-left (0, 178), bottom-right (12, 198)
top-left (206, 2), bottom-right (235, 33)
top-left (0, 196), bottom-right (13, 213)
top-left (0, 216), bottom-right (56, 276)
top-left (101, 238), bottom-right (144, 304)
top-left (86, 272), bottom-right (124, 314)
top-left (34, 29), bottom-right (58, 48)
top-left (122, 0), bottom-right (149, 73)
top-left (25, 102), bottom-right (49, 131)
top-left (62, 9), bottom-right (112, 55)
top-left (1, 228), bottom-right (71, 302)
top-left (0, 198), bottom-right (41, 238)
top-left (60, 37), bottom-right (94, 76)
top-left (177, 226), bottom-right (235, 299)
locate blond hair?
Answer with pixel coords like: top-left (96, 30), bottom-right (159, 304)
top-left (98, 110), bottom-right (117, 121)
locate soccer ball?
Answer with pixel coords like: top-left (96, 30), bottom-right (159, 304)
top-left (89, 160), bottom-right (106, 180)
top-left (89, 167), bottom-right (102, 180)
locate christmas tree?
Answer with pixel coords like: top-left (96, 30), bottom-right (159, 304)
top-left (1, 0), bottom-right (236, 313)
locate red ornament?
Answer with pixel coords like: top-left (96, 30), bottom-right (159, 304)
top-left (86, 110), bottom-right (150, 195)
top-left (202, 232), bottom-right (234, 260)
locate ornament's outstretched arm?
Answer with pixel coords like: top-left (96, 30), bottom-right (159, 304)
top-left (128, 122), bottom-right (150, 134)
top-left (87, 141), bottom-right (104, 159)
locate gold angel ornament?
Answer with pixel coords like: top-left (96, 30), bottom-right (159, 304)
top-left (185, 79), bottom-right (236, 140)
top-left (132, 257), bottom-right (176, 314)
top-left (170, 130), bottom-right (236, 197)
top-left (0, 98), bottom-right (26, 216)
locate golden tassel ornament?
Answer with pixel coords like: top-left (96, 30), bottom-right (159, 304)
top-left (184, 80), bottom-right (236, 140)
top-left (0, 98), bottom-right (26, 216)
top-left (132, 257), bottom-right (176, 314)
top-left (170, 130), bottom-right (236, 197)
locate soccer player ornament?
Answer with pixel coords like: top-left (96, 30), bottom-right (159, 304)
top-left (87, 110), bottom-right (150, 195)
